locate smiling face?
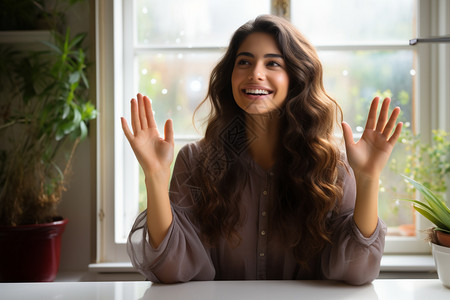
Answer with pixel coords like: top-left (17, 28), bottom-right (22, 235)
top-left (231, 32), bottom-right (289, 115)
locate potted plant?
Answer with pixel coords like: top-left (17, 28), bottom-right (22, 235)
top-left (0, 27), bottom-right (96, 281)
top-left (402, 175), bottom-right (450, 288)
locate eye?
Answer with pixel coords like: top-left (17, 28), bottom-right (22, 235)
top-left (236, 59), bottom-right (250, 66)
top-left (267, 61), bottom-right (282, 67)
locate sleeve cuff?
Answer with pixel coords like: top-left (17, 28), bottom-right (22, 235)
top-left (350, 216), bottom-right (387, 246)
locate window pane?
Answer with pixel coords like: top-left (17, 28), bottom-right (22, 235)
top-left (320, 50), bottom-right (416, 235)
top-left (291, 0), bottom-right (414, 44)
top-left (320, 50), bottom-right (414, 128)
top-left (135, 0), bottom-right (271, 47)
top-left (136, 51), bottom-right (223, 135)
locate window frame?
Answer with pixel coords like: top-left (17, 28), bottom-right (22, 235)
top-left (95, 0), bottom-right (449, 263)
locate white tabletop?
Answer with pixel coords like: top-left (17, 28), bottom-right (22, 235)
top-left (1, 279), bottom-right (449, 300)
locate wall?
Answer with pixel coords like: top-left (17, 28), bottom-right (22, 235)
top-left (57, 0), bottom-right (94, 272)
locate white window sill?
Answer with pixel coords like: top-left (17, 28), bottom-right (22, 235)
top-left (380, 255), bottom-right (435, 272)
top-left (88, 262), bottom-right (136, 273)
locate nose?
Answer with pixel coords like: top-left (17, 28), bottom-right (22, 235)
top-left (248, 64), bottom-right (265, 80)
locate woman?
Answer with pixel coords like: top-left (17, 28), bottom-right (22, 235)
top-left (122, 15), bottom-right (402, 285)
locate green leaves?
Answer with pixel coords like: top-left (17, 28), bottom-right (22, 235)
top-left (0, 0), bottom-right (93, 226)
top-left (398, 130), bottom-right (450, 196)
top-left (0, 26), bottom-right (96, 225)
top-left (402, 175), bottom-right (450, 234)
top-left (39, 29), bottom-right (94, 142)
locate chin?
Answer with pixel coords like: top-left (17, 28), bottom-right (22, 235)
top-left (240, 104), bottom-right (280, 116)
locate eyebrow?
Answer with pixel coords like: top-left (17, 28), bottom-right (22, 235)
top-left (236, 52), bottom-right (284, 59)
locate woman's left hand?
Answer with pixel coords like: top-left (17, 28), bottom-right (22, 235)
top-left (342, 97), bottom-right (403, 179)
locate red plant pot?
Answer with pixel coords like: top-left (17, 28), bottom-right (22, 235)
top-left (0, 218), bottom-right (68, 282)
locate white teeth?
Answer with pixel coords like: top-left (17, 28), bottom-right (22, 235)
top-left (245, 89), bottom-right (269, 95)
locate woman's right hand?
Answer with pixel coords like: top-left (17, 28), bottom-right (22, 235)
top-left (121, 93), bottom-right (174, 180)
top-left (122, 93), bottom-right (174, 247)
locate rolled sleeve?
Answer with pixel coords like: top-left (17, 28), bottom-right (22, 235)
top-left (321, 161), bottom-right (387, 285)
top-left (127, 142), bottom-right (216, 283)
top-left (127, 207), bottom-right (215, 283)
top-left (321, 212), bottom-right (386, 285)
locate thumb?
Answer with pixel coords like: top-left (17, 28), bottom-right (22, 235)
top-left (341, 122), bottom-right (354, 149)
top-left (164, 119), bottom-right (174, 146)
top-left (121, 117), bottom-right (134, 142)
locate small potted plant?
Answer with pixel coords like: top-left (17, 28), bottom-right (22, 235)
top-left (402, 175), bottom-right (450, 288)
top-left (0, 28), bottom-right (96, 281)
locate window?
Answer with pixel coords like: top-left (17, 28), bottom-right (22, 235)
top-left (96, 0), bottom-right (449, 262)
top-left (291, 0), bottom-right (418, 251)
top-left (289, 0), bottom-right (431, 253)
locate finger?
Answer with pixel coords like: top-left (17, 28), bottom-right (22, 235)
top-left (341, 121), bottom-right (355, 149)
top-left (121, 117), bottom-right (134, 142)
top-left (144, 95), bottom-right (157, 129)
top-left (164, 119), bottom-right (174, 146)
top-left (382, 106), bottom-right (401, 138)
top-left (137, 93), bottom-right (148, 129)
top-left (388, 122), bottom-right (403, 146)
top-left (130, 98), bottom-right (140, 134)
top-left (375, 98), bottom-right (391, 132)
top-left (364, 97), bottom-right (380, 130)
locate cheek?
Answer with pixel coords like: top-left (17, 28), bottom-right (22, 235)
top-left (275, 74), bottom-right (290, 95)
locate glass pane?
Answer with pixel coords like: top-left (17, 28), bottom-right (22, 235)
top-left (320, 50), bottom-right (414, 128)
top-left (136, 51), bottom-right (222, 135)
top-left (291, 0), bottom-right (414, 44)
top-left (319, 49), bottom-right (416, 235)
top-left (135, 0), bottom-right (271, 47)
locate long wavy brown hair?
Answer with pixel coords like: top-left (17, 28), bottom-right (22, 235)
top-left (193, 15), bottom-right (345, 267)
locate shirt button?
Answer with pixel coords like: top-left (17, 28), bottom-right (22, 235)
top-left (259, 252), bottom-right (265, 257)
top-left (261, 230), bottom-right (266, 236)
top-left (263, 191), bottom-right (268, 196)
top-left (261, 211), bottom-right (267, 217)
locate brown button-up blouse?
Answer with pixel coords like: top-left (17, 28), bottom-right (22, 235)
top-left (127, 141), bottom-right (386, 285)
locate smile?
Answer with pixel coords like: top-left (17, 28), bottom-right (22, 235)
top-left (244, 89), bottom-right (272, 95)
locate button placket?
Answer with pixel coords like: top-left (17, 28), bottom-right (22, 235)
top-left (256, 173), bottom-right (270, 280)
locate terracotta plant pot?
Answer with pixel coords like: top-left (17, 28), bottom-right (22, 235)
top-left (436, 231), bottom-right (450, 247)
top-left (0, 218), bottom-right (68, 282)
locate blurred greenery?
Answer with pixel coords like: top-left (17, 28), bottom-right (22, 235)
top-left (321, 50), bottom-right (413, 130)
top-left (383, 128), bottom-right (450, 233)
top-left (392, 129), bottom-right (450, 200)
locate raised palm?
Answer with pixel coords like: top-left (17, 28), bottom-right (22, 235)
top-left (342, 97), bottom-right (403, 178)
top-left (121, 94), bottom-right (174, 179)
